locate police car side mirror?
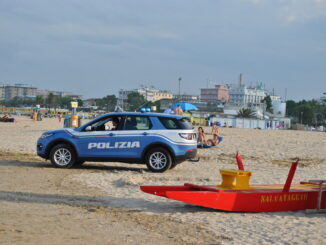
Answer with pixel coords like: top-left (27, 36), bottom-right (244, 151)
top-left (85, 126), bottom-right (92, 131)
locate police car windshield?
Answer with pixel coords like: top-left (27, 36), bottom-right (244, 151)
top-left (159, 117), bottom-right (193, 130)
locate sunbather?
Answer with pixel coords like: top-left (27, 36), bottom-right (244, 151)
top-left (211, 122), bottom-right (221, 135)
top-left (207, 134), bottom-right (219, 146)
top-left (197, 127), bottom-right (207, 145)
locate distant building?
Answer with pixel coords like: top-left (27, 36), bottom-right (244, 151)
top-left (36, 90), bottom-right (54, 97)
top-left (152, 90), bottom-right (173, 101)
top-left (0, 83), bottom-right (37, 100)
top-left (174, 94), bottom-right (200, 102)
top-left (272, 99), bottom-right (286, 117)
top-left (229, 85), bottom-right (267, 108)
top-left (118, 87), bottom-right (173, 108)
top-left (200, 85), bottom-right (230, 102)
top-left (36, 90), bottom-right (82, 99)
top-left (83, 98), bottom-right (98, 107)
top-left (229, 74), bottom-right (267, 108)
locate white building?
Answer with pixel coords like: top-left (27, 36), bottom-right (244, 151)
top-left (229, 82), bottom-right (267, 108)
top-left (118, 87), bottom-right (173, 108)
top-left (210, 116), bottom-right (291, 130)
top-left (272, 100), bottom-right (286, 117)
top-left (174, 94), bottom-right (199, 102)
top-left (228, 74), bottom-right (287, 118)
top-left (1, 83), bottom-right (37, 100)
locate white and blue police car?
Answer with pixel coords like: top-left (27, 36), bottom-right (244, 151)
top-left (37, 112), bottom-right (197, 172)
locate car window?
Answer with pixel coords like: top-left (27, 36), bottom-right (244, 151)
top-left (86, 116), bottom-right (122, 131)
top-left (123, 116), bottom-right (152, 130)
top-left (159, 117), bottom-right (193, 130)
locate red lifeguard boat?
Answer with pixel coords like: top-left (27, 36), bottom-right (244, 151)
top-left (140, 156), bottom-right (325, 212)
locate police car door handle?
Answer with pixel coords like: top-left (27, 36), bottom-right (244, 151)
top-left (142, 132), bottom-right (148, 136)
top-left (108, 133), bottom-right (115, 136)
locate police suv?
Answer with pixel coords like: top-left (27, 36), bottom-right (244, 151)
top-left (37, 112), bottom-right (197, 172)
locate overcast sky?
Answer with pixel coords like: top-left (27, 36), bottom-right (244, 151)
top-left (1, 0), bottom-right (325, 100)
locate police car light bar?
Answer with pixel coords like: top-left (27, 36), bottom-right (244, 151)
top-left (140, 108), bottom-right (151, 113)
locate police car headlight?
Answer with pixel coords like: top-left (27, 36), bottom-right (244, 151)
top-left (41, 133), bottom-right (54, 139)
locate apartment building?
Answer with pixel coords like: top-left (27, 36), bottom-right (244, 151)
top-left (200, 85), bottom-right (230, 102)
top-left (1, 84), bottom-right (37, 100)
top-left (118, 87), bottom-right (173, 105)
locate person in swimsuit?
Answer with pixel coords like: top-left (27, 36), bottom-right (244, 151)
top-left (174, 105), bottom-right (183, 115)
top-left (197, 127), bottom-right (207, 145)
top-left (211, 122), bottom-right (221, 135)
top-left (207, 133), bottom-right (219, 146)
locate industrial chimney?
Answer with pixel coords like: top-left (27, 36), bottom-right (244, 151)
top-left (239, 73), bottom-right (243, 86)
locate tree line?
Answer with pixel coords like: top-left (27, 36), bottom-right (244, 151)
top-left (0, 92), bottom-right (160, 112)
top-left (1, 93), bottom-right (83, 110)
top-left (286, 100), bottom-right (326, 126)
top-left (124, 92), bottom-right (164, 111)
top-left (96, 92), bottom-right (166, 112)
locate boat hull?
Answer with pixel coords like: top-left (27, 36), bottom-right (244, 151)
top-left (140, 184), bottom-right (326, 212)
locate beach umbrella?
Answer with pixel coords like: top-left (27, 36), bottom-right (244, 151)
top-left (171, 102), bottom-right (199, 111)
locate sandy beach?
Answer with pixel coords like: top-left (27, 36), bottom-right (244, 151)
top-left (1, 116), bottom-right (326, 244)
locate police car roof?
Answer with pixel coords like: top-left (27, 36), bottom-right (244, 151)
top-left (100, 112), bottom-right (185, 119)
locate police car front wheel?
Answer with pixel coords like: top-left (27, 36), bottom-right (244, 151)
top-left (145, 147), bottom-right (172, 173)
top-left (50, 144), bottom-right (76, 168)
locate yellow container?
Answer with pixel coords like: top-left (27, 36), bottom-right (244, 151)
top-left (70, 115), bottom-right (79, 127)
top-left (33, 112), bottom-right (38, 121)
top-left (219, 169), bottom-right (252, 190)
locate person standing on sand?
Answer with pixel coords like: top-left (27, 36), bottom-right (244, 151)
top-left (58, 113), bottom-right (63, 123)
top-left (174, 105), bottom-right (183, 115)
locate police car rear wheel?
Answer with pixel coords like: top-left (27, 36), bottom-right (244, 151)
top-left (146, 147), bottom-right (172, 173)
top-left (50, 144), bottom-right (76, 168)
